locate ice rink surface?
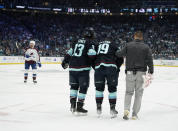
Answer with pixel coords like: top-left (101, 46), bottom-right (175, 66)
top-left (0, 64), bottom-right (178, 131)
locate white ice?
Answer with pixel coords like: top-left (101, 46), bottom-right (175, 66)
top-left (0, 64), bottom-right (178, 131)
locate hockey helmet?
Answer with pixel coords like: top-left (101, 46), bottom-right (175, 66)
top-left (29, 40), bottom-right (36, 46)
top-left (83, 27), bottom-right (95, 39)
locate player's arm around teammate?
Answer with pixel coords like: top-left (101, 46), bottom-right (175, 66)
top-left (61, 28), bottom-right (96, 115)
top-left (92, 35), bottom-right (124, 118)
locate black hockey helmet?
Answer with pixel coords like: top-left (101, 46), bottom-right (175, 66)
top-left (83, 27), bottom-right (95, 39)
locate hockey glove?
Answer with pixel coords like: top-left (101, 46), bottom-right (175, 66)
top-left (61, 61), bottom-right (69, 69)
top-left (143, 73), bottom-right (153, 88)
top-left (37, 62), bottom-right (42, 68)
top-left (91, 64), bottom-right (95, 70)
top-left (25, 54), bottom-right (30, 58)
top-left (117, 68), bottom-right (120, 73)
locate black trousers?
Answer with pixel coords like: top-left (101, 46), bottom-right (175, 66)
top-left (69, 70), bottom-right (90, 94)
top-left (94, 66), bottom-right (118, 93)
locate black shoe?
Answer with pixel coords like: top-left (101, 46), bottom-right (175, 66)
top-left (97, 103), bottom-right (102, 115)
top-left (123, 115), bottom-right (129, 120)
top-left (110, 109), bottom-right (118, 118)
top-left (110, 104), bottom-right (118, 118)
top-left (76, 102), bottom-right (88, 114)
top-left (33, 80), bottom-right (37, 84)
top-left (24, 80), bottom-right (27, 83)
top-left (77, 107), bottom-right (88, 113)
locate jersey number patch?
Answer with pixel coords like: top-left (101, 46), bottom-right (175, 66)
top-left (97, 43), bottom-right (109, 54)
top-left (73, 44), bottom-right (85, 57)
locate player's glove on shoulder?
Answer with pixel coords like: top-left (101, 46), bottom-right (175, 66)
top-left (61, 61), bottom-right (69, 69)
top-left (25, 54), bottom-right (30, 58)
top-left (38, 62), bottom-right (42, 68)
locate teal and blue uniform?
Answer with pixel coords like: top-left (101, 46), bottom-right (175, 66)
top-left (93, 40), bottom-right (123, 105)
top-left (62, 37), bottom-right (96, 104)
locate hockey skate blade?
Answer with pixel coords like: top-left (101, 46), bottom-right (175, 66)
top-left (33, 80), bottom-right (37, 84)
top-left (71, 111), bottom-right (76, 115)
top-left (111, 114), bottom-right (117, 119)
top-left (97, 114), bottom-right (102, 118)
top-left (70, 108), bottom-right (76, 113)
top-left (110, 110), bottom-right (118, 119)
top-left (97, 113), bottom-right (102, 118)
top-left (76, 112), bottom-right (87, 116)
top-left (97, 110), bottom-right (102, 118)
top-left (71, 111), bottom-right (77, 116)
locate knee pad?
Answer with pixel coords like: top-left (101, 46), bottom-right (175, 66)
top-left (107, 80), bottom-right (118, 89)
top-left (108, 86), bottom-right (117, 93)
top-left (70, 85), bottom-right (79, 90)
top-left (95, 83), bottom-right (105, 92)
top-left (79, 86), bottom-right (88, 94)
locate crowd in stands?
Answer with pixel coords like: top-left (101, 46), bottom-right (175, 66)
top-left (0, 12), bottom-right (177, 60)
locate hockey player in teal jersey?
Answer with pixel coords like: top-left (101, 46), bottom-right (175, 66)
top-left (62, 28), bottom-right (96, 115)
top-left (92, 34), bottom-right (123, 118)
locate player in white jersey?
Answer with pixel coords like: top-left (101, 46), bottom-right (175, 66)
top-left (24, 40), bottom-right (41, 83)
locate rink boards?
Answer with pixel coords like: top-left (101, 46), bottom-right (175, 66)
top-left (0, 56), bottom-right (178, 67)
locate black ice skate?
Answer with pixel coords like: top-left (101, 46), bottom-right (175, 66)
top-left (24, 80), bottom-right (27, 83)
top-left (33, 80), bottom-right (37, 84)
top-left (70, 98), bottom-right (77, 114)
top-left (110, 104), bottom-right (118, 118)
top-left (76, 102), bottom-right (88, 115)
top-left (96, 103), bottom-right (102, 117)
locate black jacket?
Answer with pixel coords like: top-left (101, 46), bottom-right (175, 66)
top-left (115, 40), bottom-right (154, 74)
top-left (62, 38), bottom-right (94, 71)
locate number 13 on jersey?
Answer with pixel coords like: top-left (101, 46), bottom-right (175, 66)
top-left (73, 44), bottom-right (85, 57)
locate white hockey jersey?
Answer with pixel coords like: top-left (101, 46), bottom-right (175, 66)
top-left (24, 48), bottom-right (40, 63)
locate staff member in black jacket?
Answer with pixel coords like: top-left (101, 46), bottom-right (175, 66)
top-left (115, 31), bottom-right (154, 120)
